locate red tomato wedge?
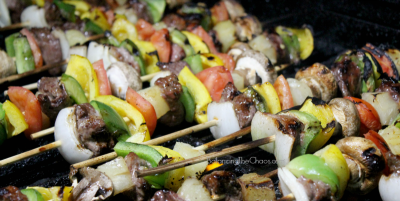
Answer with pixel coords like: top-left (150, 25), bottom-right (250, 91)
top-left (363, 43), bottom-right (398, 79)
top-left (216, 53), bottom-right (235, 72)
top-left (210, 1), bottom-right (229, 24)
top-left (136, 19), bottom-right (155, 41)
top-left (196, 66), bottom-right (233, 102)
top-left (344, 96), bottom-right (381, 135)
top-left (191, 26), bottom-right (219, 54)
top-left (273, 75), bottom-right (294, 110)
top-left (364, 130), bottom-right (391, 176)
top-left (126, 87), bottom-right (157, 136)
top-left (20, 28), bottom-right (43, 68)
top-left (150, 28), bottom-right (171, 63)
top-left (8, 87), bottom-right (42, 139)
top-left (92, 59), bottom-right (112, 95)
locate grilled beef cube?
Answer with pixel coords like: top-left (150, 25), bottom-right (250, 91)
top-left (220, 82), bottom-right (240, 103)
top-left (0, 186), bottom-right (28, 201)
top-left (375, 77), bottom-right (400, 103)
top-left (157, 61), bottom-right (190, 75)
top-left (232, 93), bottom-right (257, 128)
top-left (297, 175), bottom-right (334, 201)
top-left (123, 152), bottom-right (152, 201)
top-left (201, 171), bottom-right (243, 201)
top-left (237, 173), bottom-right (276, 201)
top-left (170, 44), bottom-right (186, 62)
top-left (110, 46), bottom-right (141, 75)
top-left (162, 14), bottom-right (186, 31)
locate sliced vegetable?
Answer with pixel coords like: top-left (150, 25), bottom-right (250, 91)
top-left (137, 86), bottom-right (170, 119)
top-left (191, 26), bottom-right (218, 54)
top-left (61, 74), bottom-right (88, 104)
top-left (141, 0), bottom-right (166, 23)
top-left (0, 104), bottom-right (6, 145)
top-left (199, 53), bottom-right (224, 69)
top-left (54, 0), bottom-right (76, 22)
top-left (179, 86), bottom-right (195, 123)
top-left (136, 19), bottom-right (155, 41)
top-left (196, 66), bottom-right (233, 102)
top-left (5, 33), bottom-right (19, 57)
top-left (208, 101), bottom-right (240, 139)
top-left (241, 87), bottom-right (268, 113)
top-left (216, 53), bottom-right (235, 72)
top-left (65, 29), bottom-right (87, 46)
top-left (274, 75), bottom-right (294, 110)
top-left (344, 96), bottom-right (381, 134)
top-left (182, 31), bottom-right (209, 54)
top-left (249, 35), bottom-right (278, 65)
top-left (150, 28), bottom-right (171, 63)
top-left (111, 18), bottom-right (138, 42)
top-left (183, 54), bottom-right (203, 74)
top-left (365, 130), bottom-right (391, 175)
top-left (173, 142), bottom-right (207, 179)
top-left (134, 40), bottom-right (160, 74)
top-left (362, 92), bottom-right (399, 126)
top-left (287, 78), bottom-right (313, 106)
top-left (96, 157), bottom-right (134, 195)
top-left (275, 26), bottom-right (300, 64)
top-left (14, 36), bottom-right (35, 74)
top-left (170, 29), bottom-right (195, 56)
top-left (8, 87), bottom-right (42, 139)
top-left (2, 100), bottom-right (28, 138)
top-left (118, 39), bottom-right (146, 76)
top-left (92, 59), bottom-right (112, 95)
top-left (20, 189), bottom-right (44, 201)
top-left (20, 28), bottom-right (43, 68)
top-left (252, 82), bottom-right (281, 114)
top-left (210, 1), bottom-right (229, 25)
top-left (85, 19), bottom-right (104, 34)
top-left (84, 8), bottom-right (110, 31)
top-left (363, 43), bottom-right (399, 80)
top-left (281, 26), bottom-right (314, 60)
top-left (213, 20), bottom-right (236, 52)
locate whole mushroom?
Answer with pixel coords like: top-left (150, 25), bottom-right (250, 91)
top-left (70, 167), bottom-right (113, 201)
top-left (329, 98), bottom-right (360, 137)
top-left (234, 14), bottom-right (262, 42)
top-left (223, 0), bottom-right (245, 21)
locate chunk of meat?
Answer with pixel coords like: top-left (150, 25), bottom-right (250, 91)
top-left (331, 54), bottom-right (362, 97)
top-left (155, 74), bottom-right (184, 127)
top-left (386, 151), bottom-right (400, 175)
top-left (60, 18), bottom-right (88, 35)
top-left (297, 176), bottom-right (335, 201)
top-left (44, 1), bottom-right (63, 27)
top-left (5, 0), bottom-right (29, 23)
top-left (232, 93), bottom-right (257, 128)
top-left (162, 14), bottom-right (186, 31)
top-left (170, 43), bottom-right (186, 62)
top-left (201, 171), bottom-right (243, 201)
top-left (109, 46), bottom-right (141, 74)
top-left (0, 186), bottom-right (28, 201)
top-left (71, 167), bottom-right (113, 201)
top-left (74, 103), bottom-right (114, 157)
top-left (128, 0), bottom-right (152, 23)
top-left (124, 152), bottom-right (152, 201)
top-left (375, 77), bottom-right (400, 103)
top-left (219, 82), bottom-right (240, 103)
top-left (157, 61), bottom-right (189, 75)
top-left (150, 190), bottom-right (185, 201)
top-left (37, 77), bottom-right (74, 122)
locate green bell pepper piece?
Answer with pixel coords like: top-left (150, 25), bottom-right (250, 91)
top-left (184, 54), bottom-right (203, 74)
top-left (391, 113), bottom-right (400, 129)
top-left (180, 4), bottom-right (211, 31)
top-left (179, 86), bottom-right (195, 123)
top-left (54, 0), bottom-right (76, 22)
top-left (107, 35), bottom-right (121, 47)
top-left (286, 154), bottom-right (340, 194)
top-left (141, 0), bottom-right (166, 23)
top-left (275, 27), bottom-right (300, 64)
top-left (119, 39), bottom-right (146, 76)
top-left (61, 74), bottom-right (88, 104)
top-left (242, 87), bottom-right (268, 113)
top-left (5, 33), bottom-right (20, 57)
top-left (0, 103), bottom-right (6, 146)
top-left (20, 189), bottom-right (44, 201)
top-left (90, 100), bottom-right (131, 140)
top-left (85, 19), bottom-right (104, 34)
top-left (14, 36), bottom-right (35, 74)
top-left (170, 30), bottom-right (195, 57)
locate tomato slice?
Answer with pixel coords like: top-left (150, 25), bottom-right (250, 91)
top-left (210, 1), bottom-right (229, 24)
top-left (136, 19), bottom-right (155, 41)
top-left (126, 87), bottom-right (157, 136)
top-left (191, 26), bottom-right (218, 54)
top-left (216, 53), bottom-right (235, 72)
top-left (196, 66), bottom-right (233, 102)
top-left (8, 87), bottom-right (42, 139)
top-left (363, 43), bottom-right (397, 79)
top-left (364, 130), bottom-right (391, 176)
top-left (273, 75), bottom-right (294, 110)
top-left (344, 96), bottom-right (381, 134)
top-left (92, 59), bottom-right (112, 95)
top-left (150, 28), bottom-right (171, 63)
top-left (20, 28), bottom-right (43, 68)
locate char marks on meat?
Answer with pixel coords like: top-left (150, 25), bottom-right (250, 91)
top-left (375, 77), bottom-right (400, 102)
top-left (30, 28), bottom-right (63, 74)
top-left (128, 0), bottom-right (152, 23)
top-left (110, 46), bottom-right (141, 74)
top-left (386, 151), bottom-right (400, 175)
top-left (232, 93), bottom-right (257, 128)
top-left (162, 14), bottom-right (186, 31)
top-left (219, 82), bottom-right (240, 103)
top-left (170, 44), bottom-right (186, 62)
top-left (5, 0), bottom-right (29, 23)
top-left (201, 171), bottom-right (243, 201)
top-left (297, 176), bottom-right (335, 201)
top-left (157, 61), bottom-right (189, 75)
top-left (37, 77), bottom-right (74, 122)
top-left (155, 75), bottom-right (184, 127)
top-left (124, 152), bottom-right (152, 201)
top-left (44, 1), bottom-right (63, 27)
top-left (71, 167), bottom-right (113, 201)
top-left (331, 54), bottom-right (362, 97)
top-left (75, 103), bottom-right (114, 157)
top-left (150, 190), bottom-right (184, 201)
top-left (0, 186), bottom-right (28, 201)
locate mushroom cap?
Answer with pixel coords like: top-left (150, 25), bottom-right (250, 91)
top-left (336, 137), bottom-right (385, 195)
top-left (227, 42), bottom-right (252, 61)
top-left (329, 98), bottom-right (360, 137)
top-left (236, 49), bottom-right (277, 84)
top-left (71, 167), bottom-right (113, 201)
top-left (234, 14), bottom-right (262, 42)
top-left (295, 63), bottom-right (337, 101)
top-left (223, 0), bottom-right (245, 21)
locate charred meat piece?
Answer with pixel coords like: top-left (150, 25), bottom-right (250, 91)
top-left (5, 0), bottom-right (29, 23)
top-left (234, 14), bottom-right (262, 42)
top-left (0, 186), bottom-right (28, 201)
top-left (155, 75), bottom-right (184, 127)
top-left (150, 190), bottom-right (185, 201)
top-left (375, 77), bottom-right (400, 103)
top-left (60, 18), bottom-right (88, 35)
top-left (220, 82), bottom-right (240, 103)
top-left (331, 54), bottom-right (362, 97)
top-left (267, 33), bottom-right (288, 65)
top-left (109, 46), bottom-right (141, 74)
top-left (123, 152), bottom-right (152, 201)
top-left (44, 1), bottom-right (63, 27)
top-left (74, 103), bottom-right (113, 157)
top-left (128, 0), bottom-right (152, 23)
top-left (386, 151), bottom-right (400, 174)
top-left (71, 167), bottom-right (113, 201)
top-left (162, 14), bottom-right (186, 31)
top-left (208, 30), bottom-right (222, 52)
top-left (170, 44), bottom-right (186, 62)
top-left (201, 171), bottom-right (243, 201)
top-left (37, 77), bottom-right (74, 122)
top-left (297, 176), bottom-right (334, 201)
top-left (232, 93), bottom-right (257, 128)
top-left (157, 61), bottom-right (189, 75)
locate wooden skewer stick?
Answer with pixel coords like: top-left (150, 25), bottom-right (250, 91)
top-left (137, 135), bottom-right (276, 177)
top-left (0, 21), bottom-right (30, 32)
top-left (194, 126), bottom-right (251, 151)
top-left (72, 119), bottom-right (219, 169)
top-left (278, 193), bottom-right (295, 201)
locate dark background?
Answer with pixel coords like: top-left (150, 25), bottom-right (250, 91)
top-left (2, 0), bottom-right (400, 200)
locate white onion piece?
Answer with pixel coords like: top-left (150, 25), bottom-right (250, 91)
top-left (97, 157), bottom-right (134, 195)
top-left (207, 101), bottom-right (240, 139)
top-left (0, 0), bottom-right (11, 27)
top-left (274, 131), bottom-right (295, 167)
top-left (138, 86), bottom-right (170, 118)
top-left (51, 29), bottom-right (69, 60)
top-left (102, 46), bottom-right (114, 70)
top-left (150, 71), bottom-right (171, 87)
top-left (54, 107), bottom-right (93, 164)
top-left (65, 29), bottom-right (87, 47)
top-left (107, 65), bottom-right (130, 99)
top-left (362, 92), bottom-right (399, 125)
top-left (251, 111), bottom-right (276, 153)
top-left (87, 42), bottom-right (105, 63)
top-left (177, 178), bottom-right (213, 201)
top-left (21, 5), bottom-right (48, 28)
top-left (379, 173), bottom-right (400, 201)
top-left (248, 35), bottom-right (277, 65)
top-left (173, 142), bottom-right (207, 178)
top-left (278, 167), bottom-right (309, 201)
top-left (231, 72), bottom-right (245, 90)
top-left (378, 125), bottom-right (400, 155)
top-left (65, 46), bottom-right (88, 73)
top-left (114, 6), bottom-right (138, 24)
top-left (287, 78), bottom-right (313, 106)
